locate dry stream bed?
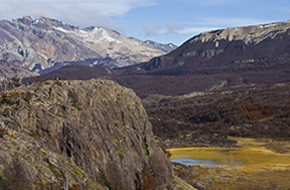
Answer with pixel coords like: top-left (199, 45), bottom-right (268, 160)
top-left (169, 137), bottom-right (290, 189)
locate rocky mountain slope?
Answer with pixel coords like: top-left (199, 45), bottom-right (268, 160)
top-left (0, 60), bottom-right (37, 79)
top-left (0, 79), bottom-right (175, 189)
top-left (116, 20), bottom-right (290, 97)
top-left (0, 16), bottom-right (176, 78)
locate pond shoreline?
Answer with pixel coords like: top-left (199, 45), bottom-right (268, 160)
top-left (170, 137), bottom-right (290, 189)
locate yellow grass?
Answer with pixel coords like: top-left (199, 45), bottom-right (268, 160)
top-left (169, 137), bottom-right (290, 189)
top-left (169, 137), bottom-right (290, 172)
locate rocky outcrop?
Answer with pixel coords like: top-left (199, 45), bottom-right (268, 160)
top-left (0, 79), bottom-right (172, 189)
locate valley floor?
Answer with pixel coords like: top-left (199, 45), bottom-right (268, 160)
top-left (170, 137), bottom-right (290, 189)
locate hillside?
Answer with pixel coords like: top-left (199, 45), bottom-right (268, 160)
top-left (0, 60), bottom-right (37, 79)
top-left (143, 83), bottom-right (290, 148)
top-left (0, 79), bottom-right (174, 189)
top-left (116, 20), bottom-right (290, 97)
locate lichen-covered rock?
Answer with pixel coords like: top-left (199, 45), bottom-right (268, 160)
top-left (0, 79), bottom-right (172, 189)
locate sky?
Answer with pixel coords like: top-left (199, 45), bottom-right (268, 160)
top-left (0, 0), bottom-right (289, 45)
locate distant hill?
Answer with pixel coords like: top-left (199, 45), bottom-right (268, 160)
top-left (0, 16), bottom-right (176, 78)
top-left (23, 64), bottom-right (117, 83)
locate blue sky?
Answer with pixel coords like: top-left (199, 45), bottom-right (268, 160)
top-left (0, 0), bottom-right (289, 45)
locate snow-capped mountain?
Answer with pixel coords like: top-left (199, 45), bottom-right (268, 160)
top-left (0, 16), bottom-right (176, 77)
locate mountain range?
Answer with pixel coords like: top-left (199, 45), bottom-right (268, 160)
top-left (28, 20), bottom-right (290, 97)
top-left (0, 16), bottom-right (176, 78)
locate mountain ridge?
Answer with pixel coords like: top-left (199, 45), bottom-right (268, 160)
top-left (114, 20), bottom-right (290, 97)
top-left (23, 20), bottom-right (290, 97)
top-left (0, 16), bottom-right (176, 78)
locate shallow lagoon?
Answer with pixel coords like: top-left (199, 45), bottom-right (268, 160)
top-left (169, 137), bottom-right (290, 172)
top-left (171, 157), bottom-right (243, 167)
top-left (169, 137), bottom-right (290, 189)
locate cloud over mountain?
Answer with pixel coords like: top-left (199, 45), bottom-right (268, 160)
top-left (0, 0), bottom-right (156, 30)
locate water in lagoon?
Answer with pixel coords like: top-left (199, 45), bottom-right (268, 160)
top-left (169, 137), bottom-right (290, 171)
top-left (170, 148), bottom-right (244, 167)
top-left (171, 158), bottom-right (218, 167)
top-left (169, 138), bottom-right (290, 189)
top-left (171, 155), bottom-right (243, 167)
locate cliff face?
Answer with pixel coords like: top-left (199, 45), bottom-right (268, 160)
top-left (0, 79), bottom-right (172, 189)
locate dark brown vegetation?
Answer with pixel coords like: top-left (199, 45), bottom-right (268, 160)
top-left (144, 83), bottom-right (290, 147)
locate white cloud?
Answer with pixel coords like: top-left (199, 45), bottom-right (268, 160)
top-left (165, 22), bottom-right (183, 34)
top-left (0, 0), bottom-right (156, 30)
top-left (142, 22), bottom-right (217, 36)
top-left (142, 17), bottom-right (269, 37)
top-left (142, 22), bottom-right (163, 36)
top-left (199, 17), bottom-right (267, 27)
top-left (178, 17), bottom-right (268, 34)
top-left (178, 27), bottom-right (219, 34)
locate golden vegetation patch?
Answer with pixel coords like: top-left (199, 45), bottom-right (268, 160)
top-left (170, 137), bottom-right (290, 189)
